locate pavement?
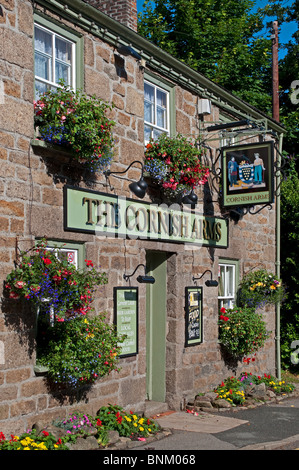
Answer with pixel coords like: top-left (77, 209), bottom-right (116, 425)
top-left (128, 395), bottom-right (299, 451)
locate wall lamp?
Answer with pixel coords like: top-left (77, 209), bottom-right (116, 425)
top-left (182, 189), bottom-right (198, 208)
top-left (192, 269), bottom-right (218, 287)
top-left (123, 264), bottom-right (155, 284)
top-left (104, 161), bottom-right (148, 199)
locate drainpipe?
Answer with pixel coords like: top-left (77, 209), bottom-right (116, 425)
top-left (275, 132), bottom-right (283, 380)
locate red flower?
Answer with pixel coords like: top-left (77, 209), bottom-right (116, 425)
top-left (85, 259), bottom-right (94, 267)
top-left (42, 430), bottom-right (49, 436)
top-left (42, 257), bottom-right (52, 265)
top-left (220, 307), bottom-right (226, 314)
top-left (96, 419), bottom-right (102, 427)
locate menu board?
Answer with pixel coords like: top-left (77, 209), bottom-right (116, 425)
top-left (114, 287), bottom-right (138, 357)
top-left (185, 287), bottom-right (203, 346)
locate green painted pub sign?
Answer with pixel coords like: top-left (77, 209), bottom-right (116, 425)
top-left (64, 186), bottom-right (228, 248)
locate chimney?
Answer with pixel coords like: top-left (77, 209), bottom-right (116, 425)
top-left (85, 0), bottom-right (138, 32)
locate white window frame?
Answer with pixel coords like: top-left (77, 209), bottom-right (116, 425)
top-left (218, 261), bottom-right (238, 309)
top-left (144, 79), bottom-right (170, 144)
top-left (34, 22), bottom-right (76, 96)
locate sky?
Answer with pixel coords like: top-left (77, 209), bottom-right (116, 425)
top-left (136, 0), bottom-right (297, 56)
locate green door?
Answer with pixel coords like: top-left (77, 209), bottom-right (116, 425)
top-left (146, 251), bottom-right (167, 402)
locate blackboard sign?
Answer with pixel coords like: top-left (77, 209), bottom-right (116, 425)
top-left (114, 287), bottom-right (138, 357)
top-left (185, 287), bottom-right (203, 346)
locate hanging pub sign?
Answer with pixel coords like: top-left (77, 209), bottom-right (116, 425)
top-left (114, 287), bottom-right (138, 357)
top-left (64, 186), bottom-right (228, 248)
top-left (221, 141), bottom-right (274, 208)
top-left (185, 287), bottom-right (203, 347)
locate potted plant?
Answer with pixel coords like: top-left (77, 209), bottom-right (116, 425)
top-left (239, 269), bottom-right (285, 309)
top-left (34, 81), bottom-right (115, 173)
top-left (144, 133), bottom-right (209, 200)
top-left (218, 306), bottom-right (270, 359)
top-left (4, 239), bottom-right (107, 322)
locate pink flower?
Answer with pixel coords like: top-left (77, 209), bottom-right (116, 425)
top-left (15, 281), bottom-right (26, 289)
top-left (9, 292), bottom-right (20, 299)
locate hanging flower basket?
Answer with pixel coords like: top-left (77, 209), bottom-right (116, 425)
top-left (34, 81), bottom-right (115, 173)
top-left (36, 313), bottom-right (125, 388)
top-left (218, 306), bottom-right (270, 359)
top-left (4, 239), bottom-right (107, 322)
top-left (239, 269), bottom-right (285, 309)
top-left (144, 133), bottom-right (209, 200)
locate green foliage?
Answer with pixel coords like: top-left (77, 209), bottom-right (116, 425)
top-left (34, 81), bottom-right (115, 172)
top-left (138, 0), bottom-right (272, 112)
top-left (37, 313), bottom-right (125, 387)
top-left (280, 158), bottom-right (299, 370)
top-left (218, 306), bottom-right (270, 358)
top-left (4, 239), bottom-right (107, 321)
top-left (144, 133), bottom-right (209, 197)
top-left (239, 269), bottom-right (285, 309)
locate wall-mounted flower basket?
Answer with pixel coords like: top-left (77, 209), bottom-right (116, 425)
top-left (218, 306), bottom-right (270, 360)
top-left (4, 239), bottom-right (107, 322)
top-left (144, 133), bottom-right (209, 201)
top-left (34, 81), bottom-right (115, 173)
top-left (239, 269), bottom-right (285, 309)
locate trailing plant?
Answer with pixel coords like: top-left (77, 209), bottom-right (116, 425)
top-left (95, 404), bottom-right (160, 439)
top-left (218, 306), bottom-right (270, 358)
top-left (36, 313), bottom-right (125, 387)
top-left (144, 133), bottom-right (209, 197)
top-left (4, 239), bottom-right (107, 321)
top-left (239, 269), bottom-right (285, 309)
top-left (34, 80), bottom-right (115, 172)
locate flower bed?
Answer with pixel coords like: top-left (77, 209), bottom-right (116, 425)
top-left (187, 372), bottom-right (296, 412)
top-left (0, 406), bottom-right (160, 451)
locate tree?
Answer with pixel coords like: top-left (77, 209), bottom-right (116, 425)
top-left (138, 0), bottom-right (273, 111)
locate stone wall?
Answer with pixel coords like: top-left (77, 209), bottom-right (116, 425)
top-left (0, 0), bottom-right (277, 435)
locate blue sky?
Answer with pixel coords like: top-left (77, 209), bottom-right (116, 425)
top-left (136, 0), bottom-right (297, 52)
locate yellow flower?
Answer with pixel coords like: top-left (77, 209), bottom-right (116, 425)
top-left (139, 427), bottom-right (144, 432)
top-left (270, 285), bottom-right (276, 290)
top-left (138, 418), bottom-right (144, 425)
top-left (133, 423), bottom-right (137, 427)
top-left (133, 415), bottom-right (137, 420)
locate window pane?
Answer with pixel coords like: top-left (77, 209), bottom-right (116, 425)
top-left (226, 266), bottom-right (234, 297)
top-left (144, 100), bottom-right (153, 123)
top-left (156, 89), bottom-right (167, 108)
top-left (144, 125), bottom-right (152, 144)
top-left (35, 80), bottom-right (50, 99)
top-left (55, 61), bottom-right (71, 84)
top-left (35, 52), bottom-right (52, 81)
top-left (153, 128), bottom-right (165, 140)
top-left (35, 26), bottom-right (52, 55)
top-left (55, 37), bottom-right (72, 63)
top-left (218, 266), bottom-right (225, 296)
top-left (157, 105), bottom-right (166, 128)
top-left (144, 83), bottom-right (154, 102)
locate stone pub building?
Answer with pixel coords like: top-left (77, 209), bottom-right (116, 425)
top-left (0, 0), bottom-right (285, 434)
